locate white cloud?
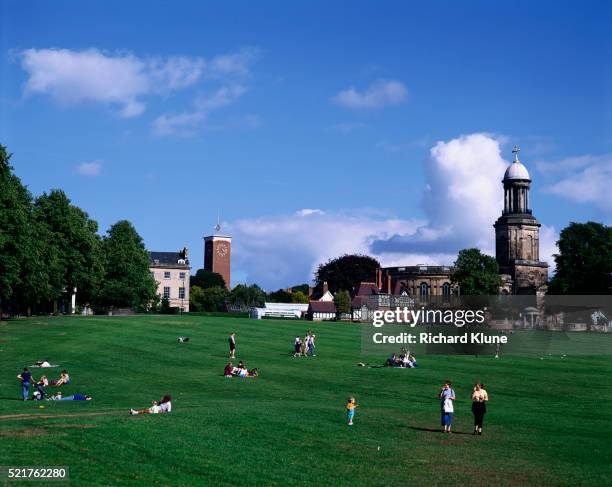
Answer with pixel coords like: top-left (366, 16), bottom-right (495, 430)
top-left (225, 209), bottom-right (424, 289)
top-left (17, 47), bottom-right (257, 118)
top-left (76, 161), bottom-right (102, 176)
top-left (332, 79), bottom-right (407, 109)
top-left (224, 133), bottom-right (558, 289)
top-left (539, 154), bottom-right (612, 212)
top-left (152, 84), bottom-right (248, 137)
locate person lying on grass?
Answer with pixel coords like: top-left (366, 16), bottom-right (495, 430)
top-left (51, 370), bottom-right (70, 386)
top-left (48, 392), bottom-right (91, 401)
top-left (130, 395), bottom-right (172, 415)
top-left (231, 364), bottom-right (259, 378)
top-left (35, 360), bottom-right (52, 368)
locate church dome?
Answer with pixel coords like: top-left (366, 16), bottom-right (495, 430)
top-left (503, 160), bottom-right (530, 181)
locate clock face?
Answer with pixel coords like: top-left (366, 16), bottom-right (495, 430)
top-left (216, 243), bottom-right (228, 257)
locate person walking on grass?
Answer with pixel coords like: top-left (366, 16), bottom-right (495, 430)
top-left (471, 382), bottom-right (489, 435)
top-left (17, 367), bottom-right (32, 401)
top-left (229, 332), bottom-right (236, 359)
top-left (346, 396), bottom-right (358, 425)
top-left (439, 381), bottom-right (455, 433)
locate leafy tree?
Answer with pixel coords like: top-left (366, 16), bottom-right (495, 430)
top-left (315, 254), bottom-right (380, 296)
top-left (96, 220), bottom-right (158, 311)
top-left (229, 284), bottom-right (266, 310)
top-left (452, 248), bottom-right (502, 295)
top-left (190, 269), bottom-right (226, 290)
top-left (190, 285), bottom-right (229, 312)
top-left (0, 145), bottom-right (56, 316)
top-left (160, 296), bottom-right (172, 314)
top-left (333, 290), bottom-right (351, 315)
top-left (34, 190), bottom-right (104, 311)
top-left (290, 283), bottom-right (310, 295)
top-left (267, 289), bottom-right (292, 303)
top-left (290, 290), bottom-right (309, 304)
top-left (548, 222), bottom-right (612, 294)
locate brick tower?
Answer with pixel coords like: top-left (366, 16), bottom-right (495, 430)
top-left (204, 219), bottom-right (231, 289)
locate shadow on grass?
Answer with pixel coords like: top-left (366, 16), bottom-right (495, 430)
top-left (407, 425), bottom-right (473, 435)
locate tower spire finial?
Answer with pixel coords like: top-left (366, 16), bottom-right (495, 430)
top-left (512, 145), bottom-right (521, 162)
top-left (214, 209), bottom-right (221, 233)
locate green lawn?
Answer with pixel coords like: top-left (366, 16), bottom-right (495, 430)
top-left (0, 315), bottom-right (611, 486)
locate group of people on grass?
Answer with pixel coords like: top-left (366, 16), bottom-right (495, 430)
top-left (224, 361), bottom-right (259, 378)
top-left (439, 381), bottom-right (489, 435)
top-left (130, 395), bottom-right (172, 415)
top-left (17, 367), bottom-right (75, 401)
top-left (386, 348), bottom-right (418, 368)
top-left (293, 330), bottom-right (316, 357)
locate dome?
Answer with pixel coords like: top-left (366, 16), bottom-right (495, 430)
top-left (504, 160), bottom-right (530, 181)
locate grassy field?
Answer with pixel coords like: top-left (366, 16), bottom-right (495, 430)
top-left (0, 315), bottom-right (611, 486)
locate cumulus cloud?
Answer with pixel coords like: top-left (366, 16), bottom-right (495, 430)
top-left (76, 161), bottom-right (102, 176)
top-left (17, 47), bottom-right (257, 117)
top-left (225, 133), bottom-right (558, 289)
top-left (332, 79), bottom-right (407, 109)
top-left (538, 154), bottom-right (612, 212)
top-left (225, 210), bottom-right (424, 289)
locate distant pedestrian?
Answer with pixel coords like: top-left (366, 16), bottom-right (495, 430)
top-left (293, 336), bottom-right (302, 357)
top-left (346, 396), bottom-right (358, 425)
top-left (229, 332), bottom-right (236, 359)
top-left (471, 382), bottom-right (489, 435)
top-left (17, 368), bottom-right (32, 401)
top-left (439, 381), bottom-right (455, 433)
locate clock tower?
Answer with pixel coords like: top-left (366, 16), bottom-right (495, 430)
top-left (204, 221), bottom-right (232, 289)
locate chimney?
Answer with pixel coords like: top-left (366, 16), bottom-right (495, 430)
top-left (376, 269), bottom-right (382, 290)
top-left (323, 281), bottom-right (329, 294)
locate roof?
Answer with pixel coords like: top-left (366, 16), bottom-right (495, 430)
top-left (356, 282), bottom-right (379, 296)
top-left (308, 301), bottom-right (336, 313)
top-left (149, 251), bottom-right (190, 267)
top-left (351, 296), bottom-right (363, 308)
top-left (503, 160), bottom-right (530, 181)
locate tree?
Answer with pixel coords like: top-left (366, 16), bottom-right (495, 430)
top-left (333, 290), bottom-right (351, 316)
top-left (452, 248), bottom-right (502, 295)
top-left (190, 269), bottom-right (226, 290)
top-left (548, 222), bottom-right (612, 294)
top-left (290, 290), bottom-right (309, 304)
top-left (190, 285), bottom-right (229, 312)
top-left (96, 220), bottom-right (158, 311)
top-left (267, 289), bottom-right (292, 303)
top-left (315, 254), bottom-right (380, 296)
top-left (229, 284), bottom-right (266, 310)
top-left (34, 190), bottom-right (104, 311)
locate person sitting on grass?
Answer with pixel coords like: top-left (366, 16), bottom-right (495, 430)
top-left (49, 392), bottom-right (91, 401)
top-left (130, 395), bottom-right (171, 415)
top-left (33, 375), bottom-right (48, 400)
top-left (233, 366), bottom-right (259, 378)
top-left (224, 362), bottom-right (235, 377)
top-left (51, 370), bottom-right (70, 386)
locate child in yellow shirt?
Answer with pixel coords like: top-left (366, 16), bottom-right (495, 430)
top-left (346, 397), bottom-right (358, 425)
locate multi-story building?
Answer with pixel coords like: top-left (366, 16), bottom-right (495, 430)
top-left (149, 247), bottom-right (191, 312)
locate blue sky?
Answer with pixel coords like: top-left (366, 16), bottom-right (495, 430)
top-left (1, 1), bottom-right (611, 289)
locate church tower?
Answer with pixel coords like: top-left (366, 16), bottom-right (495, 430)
top-left (494, 146), bottom-right (548, 294)
top-left (204, 217), bottom-right (232, 289)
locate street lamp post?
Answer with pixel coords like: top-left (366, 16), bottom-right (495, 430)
top-left (181, 279), bottom-right (185, 316)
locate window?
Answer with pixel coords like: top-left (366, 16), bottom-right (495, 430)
top-left (163, 287), bottom-right (170, 299)
top-left (179, 272), bottom-right (186, 279)
top-left (164, 271), bottom-right (171, 279)
top-left (442, 282), bottom-right (451, 296)
top-left (419, 282), bottom-right (429, 297)
top-left (150, 271), bottom-right (155, 279)
top-left (179, 287), bottom-right (185, 299)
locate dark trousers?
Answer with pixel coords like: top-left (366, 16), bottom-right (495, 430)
top-left (472, 401), bottom-right (486, 427)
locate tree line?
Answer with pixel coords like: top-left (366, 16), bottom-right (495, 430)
top-left (0, 145), bottom-right (158, 316)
